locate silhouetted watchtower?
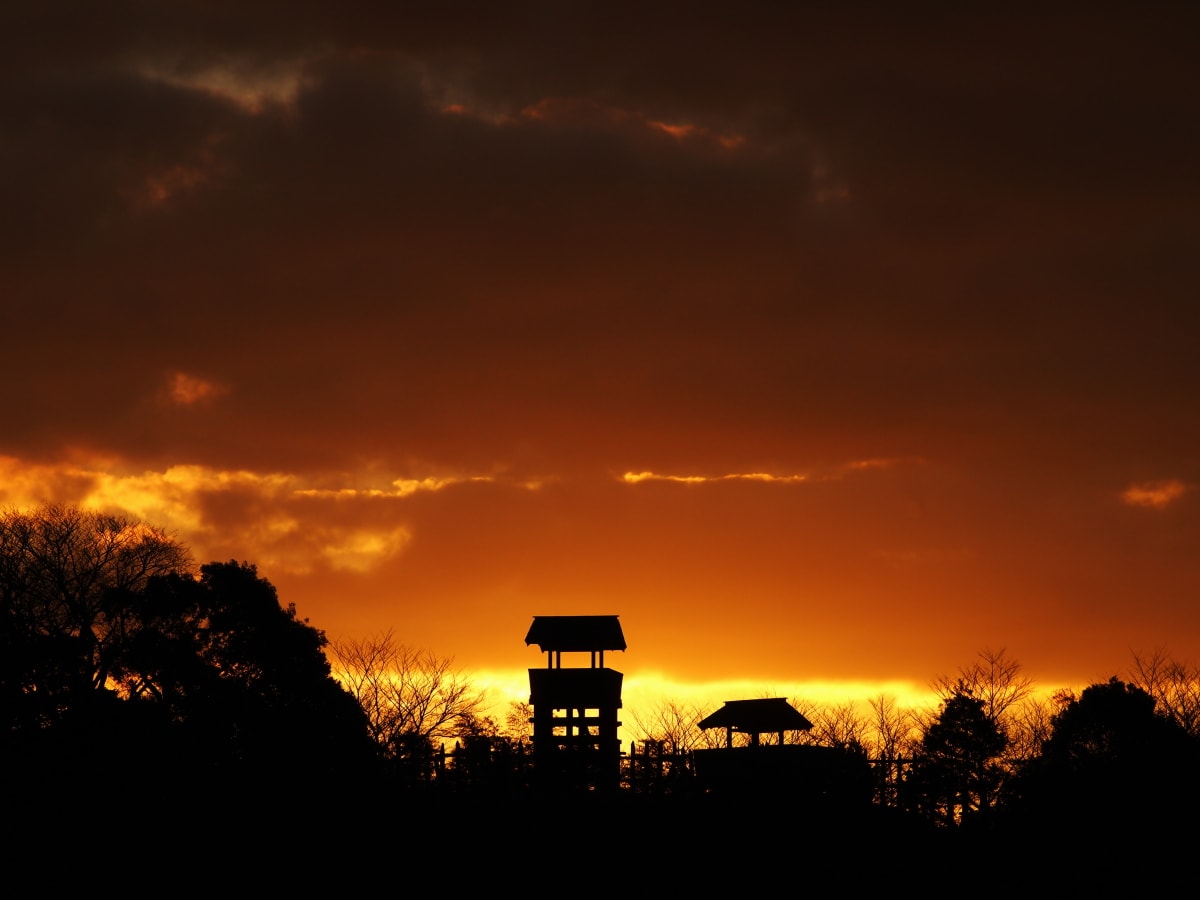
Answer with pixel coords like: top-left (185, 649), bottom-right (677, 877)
top-left (525, 615), bottom-right (626, 791)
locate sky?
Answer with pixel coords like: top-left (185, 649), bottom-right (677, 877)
top-left (4, 3), bottom-right (1199, 715)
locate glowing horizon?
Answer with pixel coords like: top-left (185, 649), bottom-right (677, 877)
top-left (457, 665), bottom-right (1082, 751)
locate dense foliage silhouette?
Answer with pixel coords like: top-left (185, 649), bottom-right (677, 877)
top-left (0, 504), bottom-right (191, 732)
top-left (1011, 677), bottom-right (1200, 835)
top-left (113, 561), bottom-right (375, 782)
top-left (903, 689), bottom-right (1007, 826)
top-left (1, 506), bottom-right (374, 802)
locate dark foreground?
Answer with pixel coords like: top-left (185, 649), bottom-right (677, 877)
top-left (8, 776), bottom-right (1188, 894)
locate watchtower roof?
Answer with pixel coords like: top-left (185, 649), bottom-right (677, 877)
top-left (525, 615), bottom-right (626, 652)
top-left (698, 698), bottom-right (813, 734)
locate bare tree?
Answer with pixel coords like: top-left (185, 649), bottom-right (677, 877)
top-left (503, 700), bottom-right (533, 742)
top-left (868, 693), bottom-right (917, 759)
top-left (791, 698), bottom-right (869, 750)
top-left (1130, 648), bottom-right (1200, 736)
top-left (626, 698), bottom-right (721, 793)
top-left (630, 698), bottom-right (722, 752)
top-left (928, 649), bottom-right (1040, 807)
top-left (1005, 693), bottom-right (1057, 762)
top-left (868, 693), bottom-right (918, 806)
top-left (329, 631), bottom-right (485, 757)
top-left (931, 649), bottom-right (1037, 758)
top-left (933, 648), bottom-right (1035, 723)
top-left (0, 504), bottom-right (192, 693)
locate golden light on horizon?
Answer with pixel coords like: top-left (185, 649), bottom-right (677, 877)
top-left (469, 665), bottom-right (1080, 750)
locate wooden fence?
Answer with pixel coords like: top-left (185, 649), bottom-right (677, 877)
top-left (394, 737), bottom-right (910, 804)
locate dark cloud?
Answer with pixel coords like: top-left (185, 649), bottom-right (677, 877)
top-left (6, 6), bottom-right (1197, 461)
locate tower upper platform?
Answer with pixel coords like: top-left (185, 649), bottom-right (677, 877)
top-left (524, 615), bottom-right (626, 653)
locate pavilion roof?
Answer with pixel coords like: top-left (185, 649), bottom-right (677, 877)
top-left (524, 615), bottom-right (627, 652)
top-left (698, 698), bottom-right (814, 734)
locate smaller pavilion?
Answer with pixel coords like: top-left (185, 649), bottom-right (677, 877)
top-left (698, 697), bottom-right (813, 747)
top-left (694, 697), bottom-right (872, 802)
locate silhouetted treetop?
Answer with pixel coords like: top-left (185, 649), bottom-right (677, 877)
top-left (1129, 648), bottom-right (1200, 736)
top-left (115, 561), bottom-right (373, 778)
top-left (2, 506), bottom-right (373, 794)
top-left (1011, 677), bottom-right (1200, 839)
top-left (1, 504), bottom-right (192, 730)
top-left (905, 690), bottom-right (1007, 826)
top-left (1042, 677), bottom-right (1192, 768)
top-left (932, 649), bottom-right (1033, 724)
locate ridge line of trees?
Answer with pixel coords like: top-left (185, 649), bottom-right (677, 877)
top-left (5, 504), bottom-right (1200, 835)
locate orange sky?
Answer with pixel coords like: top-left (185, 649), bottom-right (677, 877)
top-left (3, 5), bottom-right (1199, 715)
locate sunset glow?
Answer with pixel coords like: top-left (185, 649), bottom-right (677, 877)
top-left (4, 5), bottom-right (1199, 730)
